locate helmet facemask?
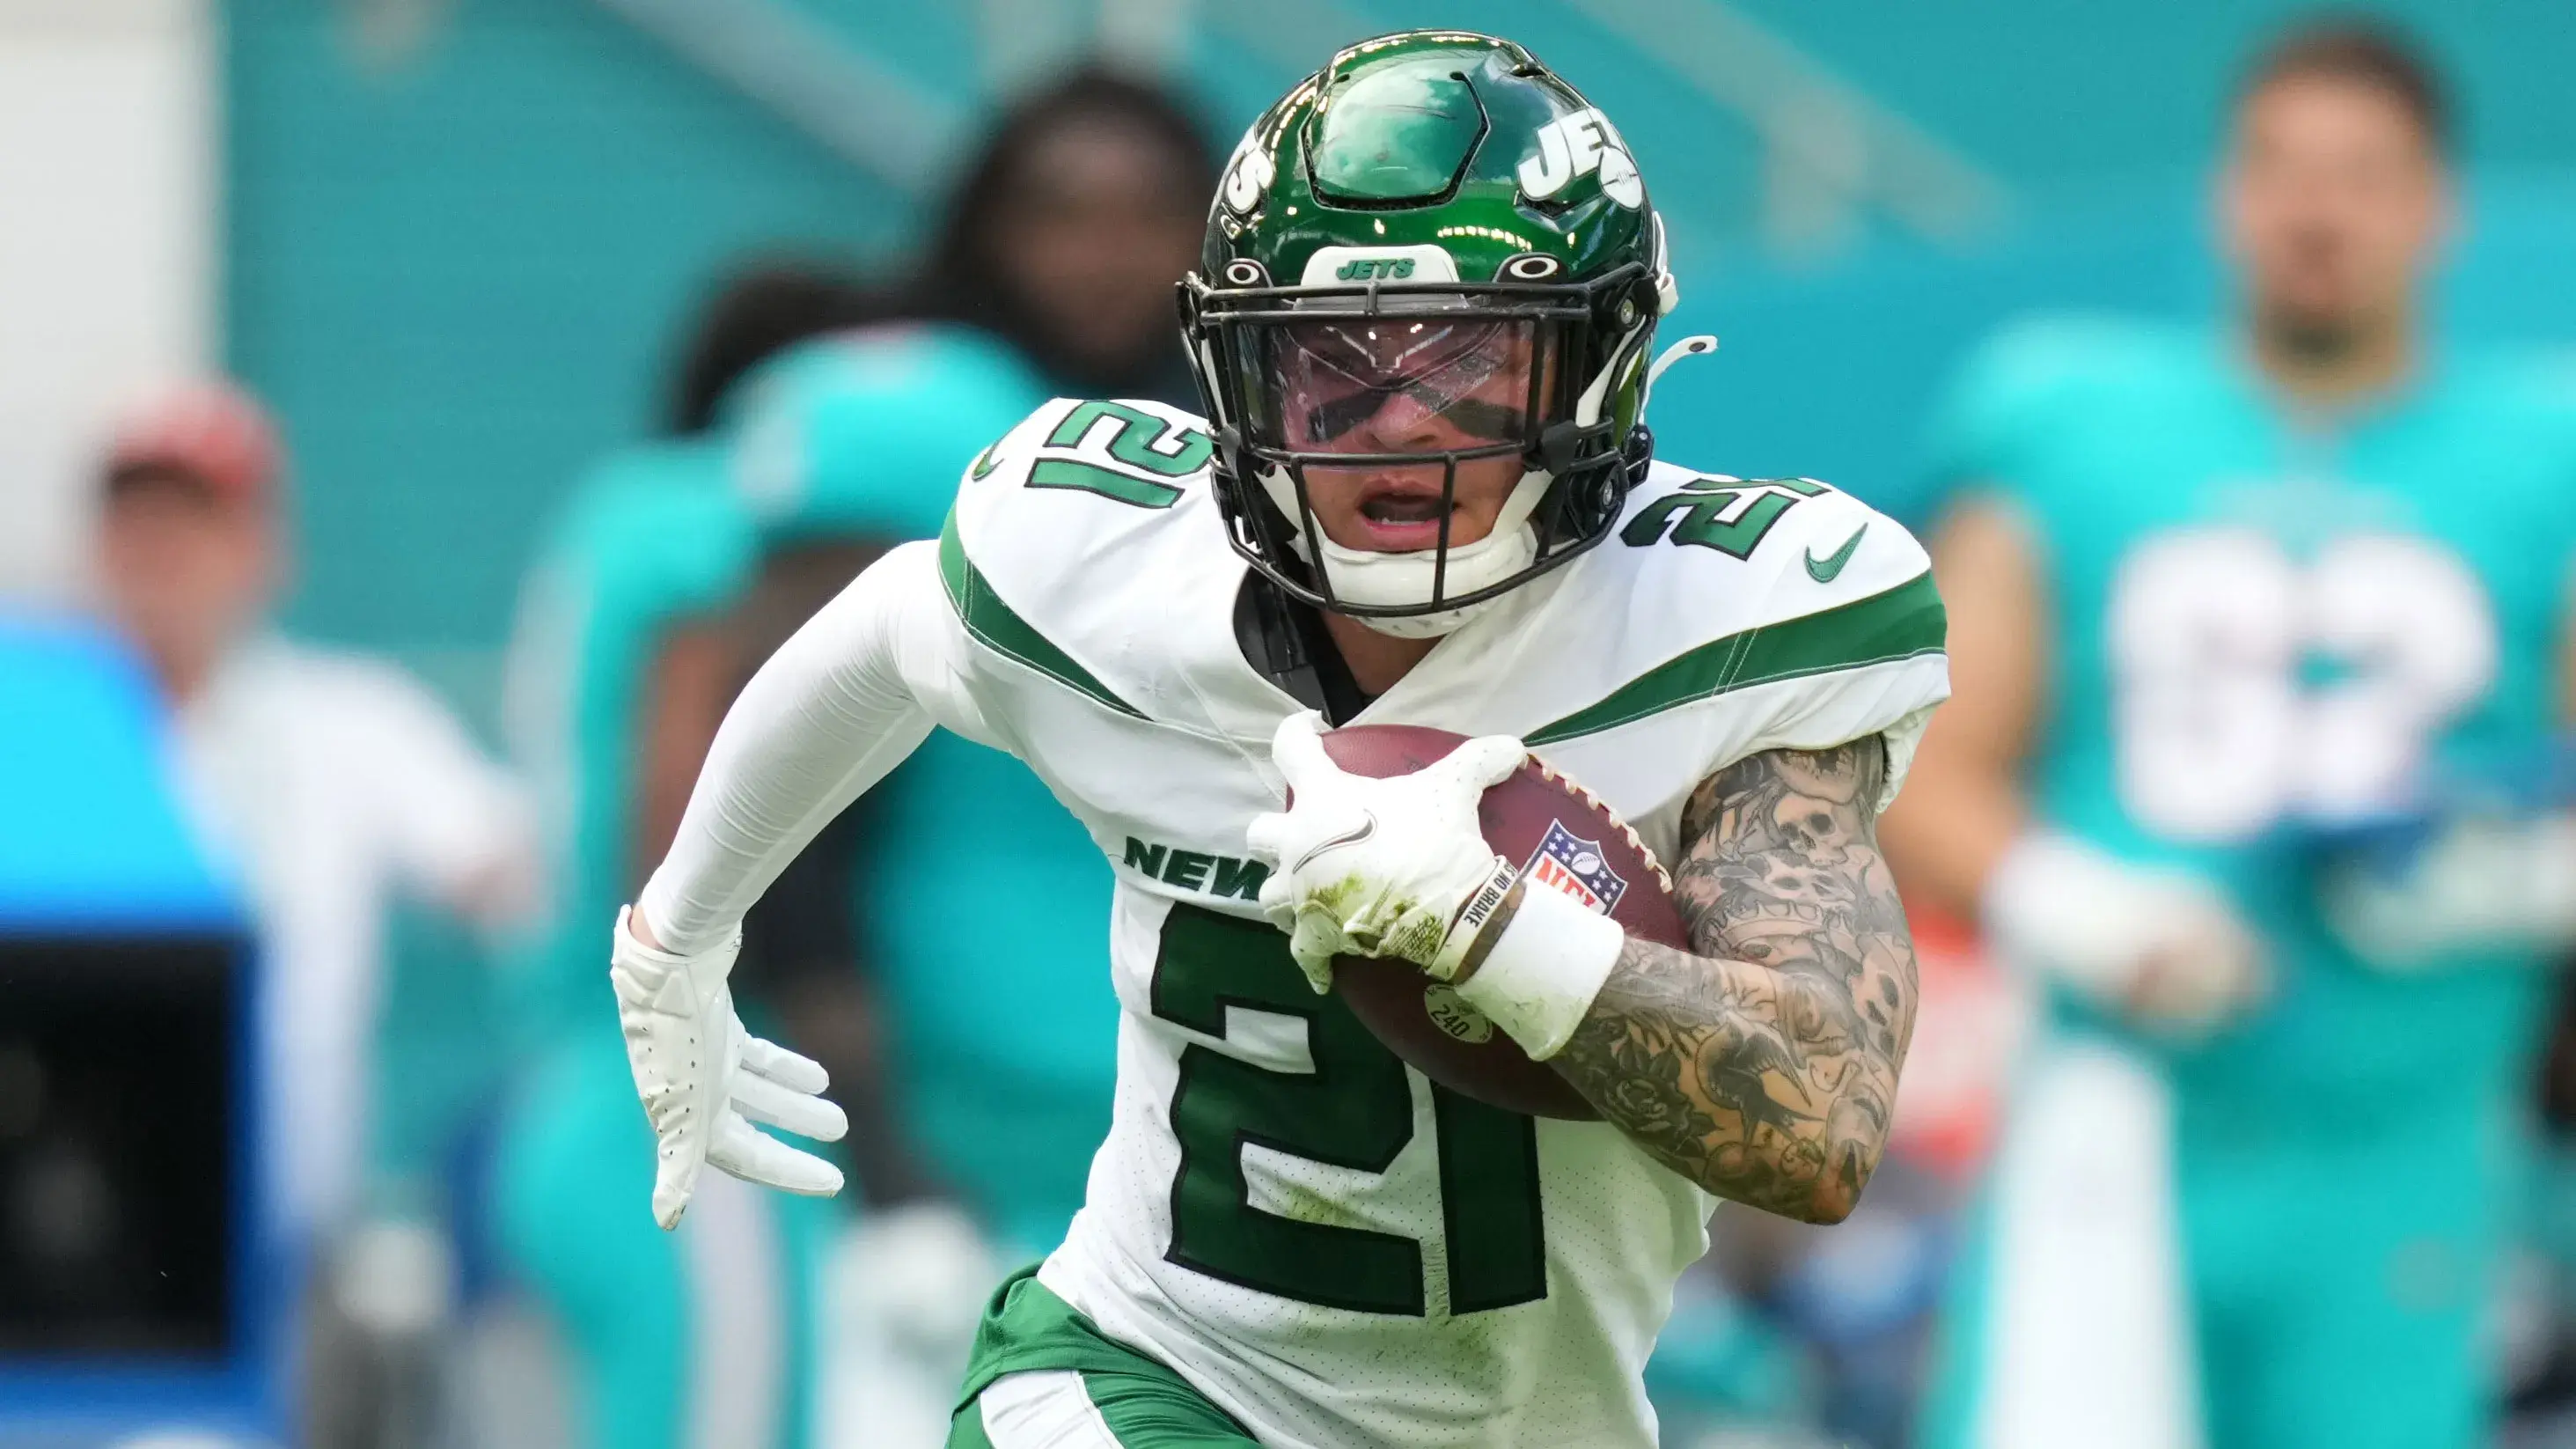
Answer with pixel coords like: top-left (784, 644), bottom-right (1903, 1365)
top-left (1189, 260), bottom-right (1660, 636)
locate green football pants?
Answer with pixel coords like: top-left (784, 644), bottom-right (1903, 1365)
top-left (947, 1269), bottom-right (1257, 1447)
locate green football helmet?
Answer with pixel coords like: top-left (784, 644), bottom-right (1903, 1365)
top-left (1181, 30), bottom-right (1680, 635)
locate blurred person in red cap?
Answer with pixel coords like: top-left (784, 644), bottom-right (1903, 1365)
top-left (96, 382), bottom-right (287, 702)
top-left (94, 379), bottom-right (542, 1443)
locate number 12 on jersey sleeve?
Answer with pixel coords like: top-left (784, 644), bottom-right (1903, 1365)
top-left (1151, 905), bottom-right (1548, 1316)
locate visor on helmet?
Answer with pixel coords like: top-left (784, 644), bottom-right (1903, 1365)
top-left (1253, 311), bottom-right (1557, 458)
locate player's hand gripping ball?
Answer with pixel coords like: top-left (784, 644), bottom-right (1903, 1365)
top-left (1247, 712), bottom-right (1524, 985)
top-left (1247, 714), bottom-right (1687, 1120)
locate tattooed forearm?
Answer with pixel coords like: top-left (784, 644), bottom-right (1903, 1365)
top-left (1552, 739), bottom-right (1919, 1223)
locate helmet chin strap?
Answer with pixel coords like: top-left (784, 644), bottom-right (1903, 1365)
top-left (1326, 483), bottom-right (1548, 638)
top-left (1648, 335), bottom-right (1718, 389)
top-left (1260, 464), bottom-right (1554, 639)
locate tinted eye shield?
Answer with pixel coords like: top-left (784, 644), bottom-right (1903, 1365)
top-left (1185, 262), bottom-right (1645, 453)
top-left (1280, 324), bottom-right (1534, 447)
top-left (1300, 388), bottom-right (1529, 449)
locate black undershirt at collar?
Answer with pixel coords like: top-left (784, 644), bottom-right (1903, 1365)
top-left (1232, 572), bottom-right (1379, 726)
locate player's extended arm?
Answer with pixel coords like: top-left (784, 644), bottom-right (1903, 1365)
top-left (1883, 497), bottom-right (2262, 1029)
top-left (1550, 740), bottom-right (1910, 1224)
top-left (615, 541), bottom-right (959, 1227)
top-left (1875, 497), bottom-right (2040, 920)
top-left (635, 546), bottom-right (954, 951)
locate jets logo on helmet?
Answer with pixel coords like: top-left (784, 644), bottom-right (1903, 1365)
top-left (1519, 107), bottom-right (1644, 209)
top-left (1179, 31), bottom-right (1680, 636)
top-left (1218, 135), bottom-right (1275, 218)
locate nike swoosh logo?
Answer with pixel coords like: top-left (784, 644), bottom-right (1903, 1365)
top-left (968, 442), bottom-right (1003, 481)
top-left (1290, 813), bottom-right (1376, 873)
top-left (1805, 524), bottom-right (1868, 583)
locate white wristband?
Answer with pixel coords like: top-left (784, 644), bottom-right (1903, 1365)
top-left (1982, 831), bottom-right (2183, 1001)
top-left (1981, 831), bottom-right (2262, 1029)
top-left (1453, 883), bottom-right (1626, 1061)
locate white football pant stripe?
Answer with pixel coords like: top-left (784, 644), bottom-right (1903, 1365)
top-left (683, 1170), bottom-right (785, 1449)
top-left (981, 1370), bottom-right (1127, 1448)
top-left (1975, 1038), bottom-right (2204, 1449)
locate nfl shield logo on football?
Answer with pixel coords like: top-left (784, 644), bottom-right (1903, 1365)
top-left (1521, 819), bottom-right (1628, 916)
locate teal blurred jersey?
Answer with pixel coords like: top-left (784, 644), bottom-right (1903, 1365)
top-left (495, 445), bottom-right (817, 1449)
top-left (856, 739), bottom-right (1119, 1256)
top-left (501, 441), bottom-right (758, 1053)
top-left (726, 324), bottom-right (1056, 545)
top-left (725, 327), bottom-right (1119, 1256)
top-left (1922, 320), bottom-right (2576, 1449)
top-left (1930, 318), bottom-right (2576, 1138)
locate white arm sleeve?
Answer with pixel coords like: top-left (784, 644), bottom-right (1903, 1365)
top-left (636, 540), bottom-right (966, 956)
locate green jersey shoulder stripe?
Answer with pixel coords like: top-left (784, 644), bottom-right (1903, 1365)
top-left (1527, 570), bottom-right (1945, 746)
top-left (938, 511), bottom-right (1145, 718)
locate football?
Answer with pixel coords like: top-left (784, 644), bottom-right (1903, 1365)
top-left (1314, 724), bottom-right (1689, 1121)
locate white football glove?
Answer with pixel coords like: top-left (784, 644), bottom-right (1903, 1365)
top-left (611, 906), bottom-right (848, 1229)
top-left (1984, 835), bottom-right (2265, 1036)
top-left (1245, 711), bottom-right (1525, 992)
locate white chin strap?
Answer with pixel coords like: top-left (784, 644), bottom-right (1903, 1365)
top-left (1267, 467), bottom-right (1553, 638)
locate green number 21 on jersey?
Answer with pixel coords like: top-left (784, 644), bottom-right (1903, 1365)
top-left (987, 401), bottom-right (1213, 510)
top-left (1622, 474), bottom-right (1827, 559)
top-left (1154, 904), bottom-right (1548, 1316)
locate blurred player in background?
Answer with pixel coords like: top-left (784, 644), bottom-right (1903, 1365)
top-left (492, 267), bottom-right (891, 1449)
top-left (718, 321), bottom-right (1112, 1447)
top-left (91, 380), bottom-right (540, 1442)
top-left (913, 68), bottom-right (1214, 409)
top-left (1889, 21), bottom-right (2576, 1449)
top-left (493, 255), bottom-right (1124, 1447)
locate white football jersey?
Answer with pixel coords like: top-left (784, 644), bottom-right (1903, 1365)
top-left (924, 396), bottom-right (1948, 1447)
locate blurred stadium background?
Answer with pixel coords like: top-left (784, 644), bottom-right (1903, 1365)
top-left (4, 1), bottom-right (2575, 1446)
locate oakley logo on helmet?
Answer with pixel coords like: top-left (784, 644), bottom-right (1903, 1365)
top-left (1517, 107), bottom-right (1642, 210)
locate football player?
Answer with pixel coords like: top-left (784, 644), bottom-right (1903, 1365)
top-left (611, 32), bottom-right (1949, 1448)
top-left (1887, 21), bottom-right (2576, 1449)
top-left (495, 298), bottom-right (1066, 1449)
top-left (494, 437), bottom-right (818, 1449)
top-left (914, 68), bottom-right (1215, 409)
